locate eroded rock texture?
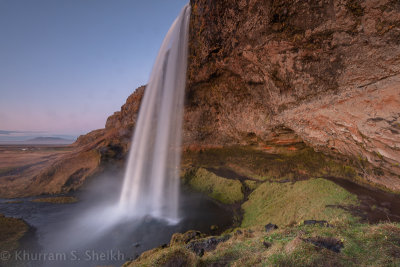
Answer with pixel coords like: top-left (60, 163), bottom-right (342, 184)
top-left (185, 0), bottom-right (400, 190)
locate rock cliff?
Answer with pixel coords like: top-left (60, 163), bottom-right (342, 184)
top-left (184, 0), bottom-right (400, 190)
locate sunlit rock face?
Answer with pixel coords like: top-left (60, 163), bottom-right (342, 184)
top-left (184, 0), bottom-right (400, 190)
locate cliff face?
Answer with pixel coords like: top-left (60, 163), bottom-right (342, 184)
top-left (3, 0), bottom-right (399, 197)
top-left (185, 0), bottom-right (400, 190)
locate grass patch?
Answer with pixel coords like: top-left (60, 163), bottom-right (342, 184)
top-left (183, 168), bottom-right (244, 204)
top-left (123, 246), bottom-right (197, 267)
top-left (125, 223), bottom-right (400, 266)
top-left (31, 196), bottom-right (78, 204)
top-left (0, 214), bottom-right (29, 252)
top-left (241, 178), bottom-right (359, 227)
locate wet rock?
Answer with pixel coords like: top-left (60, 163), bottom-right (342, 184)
top-left (235, 229), bottom-right (243, 235)
top-left (132, 242), bottom-right (141, 248)
top-left (303, 220), bottom-right (331, 227)
top-left (265, 223), bottom-right (279, 232)
top-left (186, 235), bottom-right (231, 256)
top-left (263, 241), bottom-right (272, 248)
top-left (302, 237), bottom-right (344, 253)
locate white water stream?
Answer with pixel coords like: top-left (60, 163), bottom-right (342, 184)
top-left (119, 4), bottom-right (190, 222)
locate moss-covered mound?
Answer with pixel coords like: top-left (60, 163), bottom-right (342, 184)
top-left (242, 178), bottom-right (359, 227)
top-left (183, 168), bottom-right (244, 204)
top-left (0, 214), bottom-right (29, 252)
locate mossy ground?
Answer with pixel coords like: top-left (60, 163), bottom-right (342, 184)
top-left (31, 196), bottom-right (78, 204)
top-left (181, 144), bottom-right (364, 227)
top-left (125, 222), bottom-right (400, 267)
top-left (0, 214), bottom-right (29, 252)
top-left (241, 178), bottom-right (359, 228)
top-left (183, 168), bottom-right (244, 204)
top-left (203, 222), bottom-right (400, 267)
top-left (123, 246), bottom-right (197, 267)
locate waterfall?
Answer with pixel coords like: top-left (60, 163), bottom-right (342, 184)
top-left (118, 4), bottom-right (190, 221)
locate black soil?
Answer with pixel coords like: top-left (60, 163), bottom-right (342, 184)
top-left (326, 176), bottom-right (400, 223)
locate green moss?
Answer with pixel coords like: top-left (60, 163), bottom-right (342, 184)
top-left (0, 214), bottom-right (29, 252)
top-left (184, 168), bottom-right (244, 204)
top-left (200, 223), bottom-right (400, 267)
top-left (340, 223), bottom-right (400, 266)
top-left (274, 223), bottom-right (400, 267)
top-left (241, 178), bottom-right (359, 228)
top-left (123, 246), bottom-right (197, 267)
top-left (127, 223), bottom-right (400, 267)
top-left (31, 196), bottom-right (78, 204)
top-left (343, 165), bottom-right (357, 177)
top-left (122, 191), bottom-right (400, 267)
top-left (198, 237), bottom-right (261, 266)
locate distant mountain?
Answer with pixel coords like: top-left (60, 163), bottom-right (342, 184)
top-left (0, 130), bottom-right (18, 135)
top-left (25, 137), bottom-right (74, 144)
top-left (0, 131), bottom-right (77, 144)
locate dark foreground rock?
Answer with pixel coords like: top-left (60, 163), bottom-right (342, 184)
top-left (170, 230), bottom-right (205, 246)
top-left (186, 235), bottom-right (231, 256)
top-left (265, 223), bottom-right (279, 232)
top-left (302, 236), bottom-right (344, 253)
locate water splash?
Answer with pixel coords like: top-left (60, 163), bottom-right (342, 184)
top-left (119, 4), bottom-right (190, 222)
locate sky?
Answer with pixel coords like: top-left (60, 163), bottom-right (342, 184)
top-left (0, 0), bottom-right (188, 139)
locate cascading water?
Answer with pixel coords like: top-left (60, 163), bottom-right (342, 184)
top-left (119, 4), bottom-right (190, 221)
